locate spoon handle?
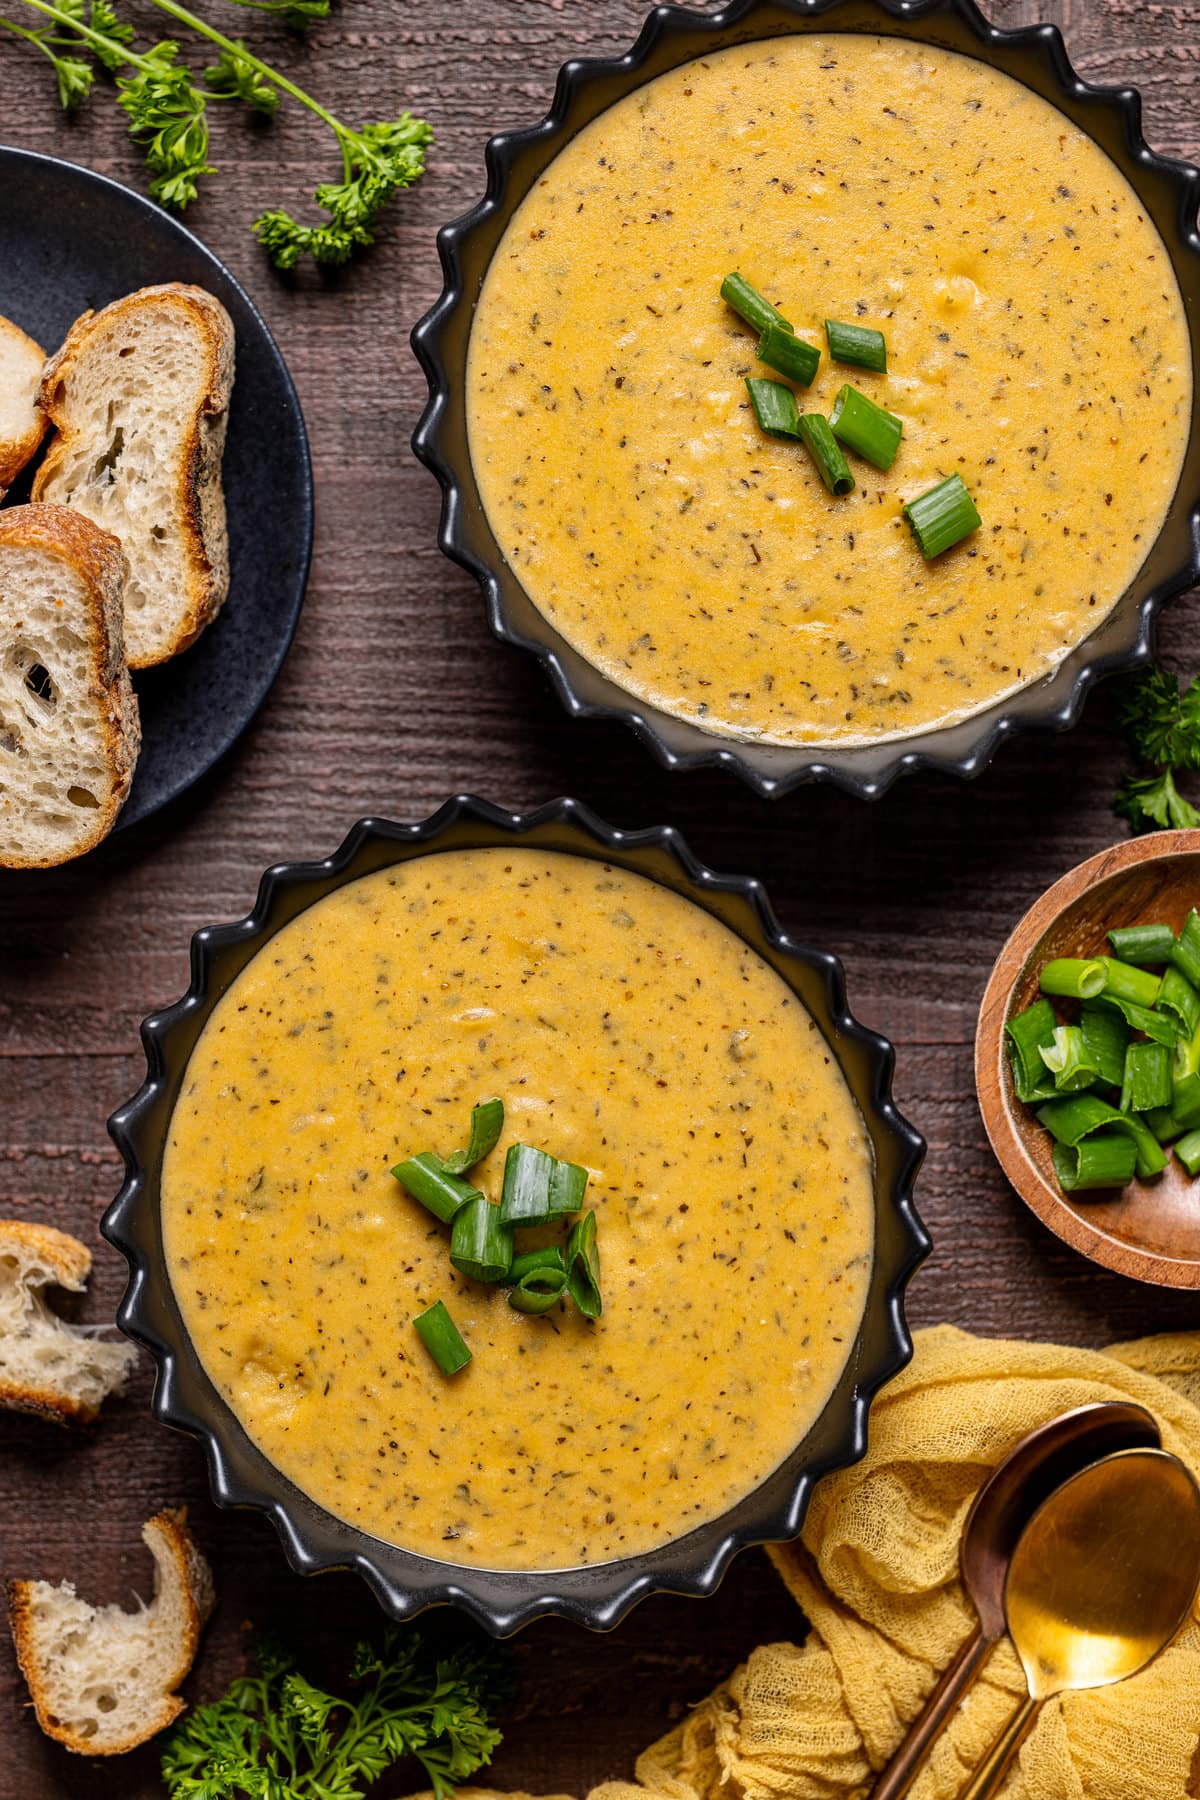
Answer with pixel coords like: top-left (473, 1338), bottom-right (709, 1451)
top-left (957, 1694), bottom-right (1041, 1800)
top-left (871, 1627), bottom-right (993, 1800)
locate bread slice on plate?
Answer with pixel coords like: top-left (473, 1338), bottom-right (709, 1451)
top-left (7, 1510), bottom-right (215, 1754)
top-left (0, 502), bottom-right (140, 869)
top-left (0, 314), bottom-right (47, 498)
top-left (0, 1218), bottom-right (137, 1423)
top-left (33, 282), bottom-right (235, 669)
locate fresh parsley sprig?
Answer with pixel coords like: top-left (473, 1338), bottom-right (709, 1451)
top-left (161, 1627), bottom-right (511, 1800)
top-left (1114, 664), bottom-right (1200, 833)
top-left (3, 0), bottom-right (432, 266)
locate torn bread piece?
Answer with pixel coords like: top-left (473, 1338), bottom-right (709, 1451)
top-left (0, 1218), bottom-right (137, 1422)
top-left (0, 503), bottom-right (140, 869)
top-left (8, 1510), bottom-right (215, 1754)
top-left (0, 314), bottom-right (47, 498)
top-left (33, 282), bottom-right (234, 669)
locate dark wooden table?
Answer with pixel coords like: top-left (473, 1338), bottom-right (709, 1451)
top-left (0, 0), bottom-right (1196, 1793)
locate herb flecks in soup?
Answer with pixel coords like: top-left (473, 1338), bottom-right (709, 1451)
top-left (467, 35), bottom-right (1191, 747)
top-left (162, 849), bottom-right (874, 1570)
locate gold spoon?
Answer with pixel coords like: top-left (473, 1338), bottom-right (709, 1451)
top-left (959, 1447), bottom-right (1200, 1800)
top-left (871, 1401), bottom-right (1160, 1800)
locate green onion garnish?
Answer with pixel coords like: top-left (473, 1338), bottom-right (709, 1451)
top-left (1098, 957), bottom-right (1162, 1009)
top-left (1159, 967), bottom-right (1200, 1040)
top-left (1172, 1073), bottom-right (1200, 1133)
top-left (903, 473), bottom-right (981, 559)
top-left (829, 384), bottom-right (903, 471)
top-left (1176, 1128), bottom-right (1200, 1177)
top-left (449, 1197), bottom-right (513, 1284)
top-left (499, 1143), bottom-right (589, 1227)
top-left (566, 1209), bottom-right (602, 1319)
top-left (1108, 923), bottom-right (1176, 965)
top-left (1078, 1005), bottom-right (1130, 1090)
top-left (509, 1265), bottom-right (571, 1315)
top-left (756, 322), bottom-right (819, 386)
top-left (1039, 1025), bottom-right (1100, 1094)
top-left (506, 1246), bottom-right (567, 1285)
top-left (721, 273), bottom-right (792, 337)
top-left (1039, 958), bottom-right (1106, 1001)
top-left (1094, 992), bottom-right (1180, 1045)
top-left (441, 1097), bottom-right (504, 1175)
top-left (1037, 1094), bottom-right (1166, 1179)
top-left (391, 1153), bottom-right (481, 1225)
top-left (1005, 999), bottom-right (1060, 1103)
top-left (746, 377), bottom-right (800, 440)
top-left (1171, 911), bottom-right (1200, 988)
top-left (824, 318), bottom-right (887, 372)
top-left (1119, 1040), bottom-right (1172, 1114)
top-left (796, 414), bottom-right (854, 496)
top-left (1051, 1135), bottom-right (1139, 1193)
top-left (413, 1300), bottom-right (471, 1376)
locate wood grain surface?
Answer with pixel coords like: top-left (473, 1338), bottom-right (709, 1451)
top-left (0, 0), bottom-right (1196, 1794)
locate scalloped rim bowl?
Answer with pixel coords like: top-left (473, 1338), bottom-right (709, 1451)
top-left (104, 797), bottom-right (928, 1634)
top-left (411, 0), bottom-right (1200, 800)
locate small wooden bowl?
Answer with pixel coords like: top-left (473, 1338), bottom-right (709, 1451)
top-left (976, 830), bottom-right (1200, 1288)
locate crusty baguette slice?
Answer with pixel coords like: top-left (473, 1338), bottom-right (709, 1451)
top-left (0, 503), bottom-right (140, 869)
top-left (33, 282), bottom-right (234, 669)
top-left (0, 314), bottom-right (47, 499)
top-left (7, 1510), bottom-right (215, 1755)
top-left (0, 1218), bottom-right (137, 1423)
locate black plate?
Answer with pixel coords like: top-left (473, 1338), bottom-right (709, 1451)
top-left (0, 146), bottom-right (313, 831)
top-left (413, 0), bottom-right (1200, 799)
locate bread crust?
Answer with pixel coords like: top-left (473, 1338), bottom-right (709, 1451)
top-left (6, 1510), bottom-right (215, 1755)
top-left (0, 315), bottom-right (47, 495)
top-left (0, 1218), bottom-right (118, 1425)
top-left (34, 282), bottom-right (234, 668)
top-left (0, 502), bottom-right (141, 870)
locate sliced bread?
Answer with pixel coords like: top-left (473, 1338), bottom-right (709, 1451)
top-left (7, 1510), bottom-right (215, 1754)
top-left (0, 1218), bottom-right (137, 1423)
top-left (0, 502), bottom-right (140, 869)
top-left (33, 283), bottom-right (234, 669)
top-left (0, 314), bottom-right (47, 498)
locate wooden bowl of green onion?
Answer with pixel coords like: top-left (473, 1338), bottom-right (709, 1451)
top-left (976, 830), bottom-right (1200, 1287)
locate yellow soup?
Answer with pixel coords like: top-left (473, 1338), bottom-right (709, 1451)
top-left (162, 849), bottom-right (875, 1569)
top-left (468, 35), bottom-right (1191, 746)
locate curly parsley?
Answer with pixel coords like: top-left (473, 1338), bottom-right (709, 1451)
top-left (1114, 664), bottom-right (1200, 834)
top-left (3, 0), bottom-right (432, 266)
top-left (161, 1627), bottom-right (511, 1800)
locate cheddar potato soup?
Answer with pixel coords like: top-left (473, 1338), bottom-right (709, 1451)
top-left (467, 35), bottom-right (1190, 746)
top-left (162, 849), bottom-right (874, 1570)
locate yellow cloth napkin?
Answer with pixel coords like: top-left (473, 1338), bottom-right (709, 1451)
top-left (587, 1324), bottom-right (1200, 1800)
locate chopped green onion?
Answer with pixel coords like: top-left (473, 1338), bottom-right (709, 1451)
top-left (566, 1210), bottom-right (602, 1319)
top-left (746, 377), bottom-right (801, 440)
top-left (796, 414), bottom-right (854, 495)
top-left (1175, 1017), bottom-right (1200, 1081)
top-left (506, 1246), bottom-right (567, 1285)
top-left (903, 473), bottom-right (981, 559)
top-left (1119, 1041), bottom-right (1172, 1114)
top-left (1036, 1094), bottom-right (1166, 1178)
top-left (1039, 1025), bottom-right (1100, 1094)
top-left (413, 1300), bottom-right (471, 1376)
top-left (1172, 911), bottom-right (1200, 988)
top-left (1094, 992), bottom-right (1180, 1045)
top-left (1172, 1073), bottom-right (1200, 1133)
top-left (1006, 1000), bottom-right (1060, 1102)
top-left (1098, 957), bottom-right (1162, 1009)
top-left (829, 384), bottom-right (903, 471)
top-left (499, 1144), bottom-right (589, 1227)
top-left (824, 318), bottom-right (887, 372)
top-left (449, 1197), bottom-right (513, 1284)
top-left (1078, 1005), bottom-right (1130, 1089)
top-left (1107, 923), bottom-right (1176, 965)
top-left (392, 1153), bottom-right (481, 1225)
top-left (757, 322), bottom-right (819, 386)
top-left (441, 1098), bottom-right (504, 1176)
top-left (1052, 1135), bottom-right (1138, 1193)
top-left (721, 273), bottom-right (792, 336)
top-left (1040, 958), bottom-right (1106, 1001)
top-left (1143, 1105), bottom-right (1181, 1145)
top-left (1159, 967), bottom-right (1200, 1040)
top-left (1176, 1128), bottom-right (1200, 1177)
top-left (508, 1265), bottom-right (571, 1315)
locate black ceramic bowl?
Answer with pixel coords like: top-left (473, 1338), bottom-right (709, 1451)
top-left (412, 0), bottom-right (1200, 800)
top-left (104, 797), bottom-right (928, 1634)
